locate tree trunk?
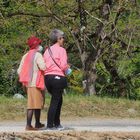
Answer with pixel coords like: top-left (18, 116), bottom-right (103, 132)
top-left (84, 70), bottom-right (97, 95)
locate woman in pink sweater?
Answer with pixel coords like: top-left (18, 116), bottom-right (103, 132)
top-left (44, 29), bottom-right (69, 130)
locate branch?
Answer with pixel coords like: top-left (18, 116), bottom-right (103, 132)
top-left (85, 34), bottom-right (96, 49)
top-left (71, 31), bottom-right (82, 55)
top-left (0, 45), bottom-right (7, 55)
top-left (85, 10), bottom-right (104, 24)
top-left (112, 7), bottom-right (125, 30)
top-left (46, 9), bottom-right (66, 25)
top-left (126, 31), bottom-right (133, 54)
top-left (7, 11), bottom-right (50, 18)
top-left (92, 48), bottom-right (101, 70)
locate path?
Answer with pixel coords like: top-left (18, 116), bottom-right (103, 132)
top-left (0, 118), bottom-right (140, 132)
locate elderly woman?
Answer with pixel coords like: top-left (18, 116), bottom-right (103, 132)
top-left (17, 36), bottom-right (46, 130)
top-left (44, 29), bottom-right (69, 130)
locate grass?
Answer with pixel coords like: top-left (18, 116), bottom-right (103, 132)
top-left (0, 93), bottom-right (140, 121)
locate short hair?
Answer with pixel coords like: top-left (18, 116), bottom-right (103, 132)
top-left (49, 29), bottom-right (64, 44)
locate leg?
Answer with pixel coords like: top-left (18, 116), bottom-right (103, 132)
top-left (47, 88), bottom-right (62, 128)
top-left (26, 109), bottom-right (34, 127)
top-left (34, 109), bottom-right (45, 128)
top-left (54, 94), bottom-right (63, 126)
top-left (34, 109), bottom-right (41, 126)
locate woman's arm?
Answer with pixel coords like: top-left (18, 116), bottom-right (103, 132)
top-left (17, 54), bottom-right (27, 75)
top-left (36, 53), bottom-right (46, 71)
top-left (59, 48), bottom-right (69, 72)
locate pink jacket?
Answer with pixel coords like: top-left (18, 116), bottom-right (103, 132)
top-left (43, 43), bottom-right (68, 76)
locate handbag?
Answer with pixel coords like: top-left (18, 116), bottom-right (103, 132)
top-left (30, 52), bottom-right (45, 90)
top-left (36, 70), bottom-right (45, 90)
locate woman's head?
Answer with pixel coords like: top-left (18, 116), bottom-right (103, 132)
top-left (27, 36), bottom-right (42, 50)
top-left (49, 29), bottom-right (65, 46)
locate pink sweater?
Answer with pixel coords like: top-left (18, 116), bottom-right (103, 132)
top-left (43, 43), bottom-right (68, 76)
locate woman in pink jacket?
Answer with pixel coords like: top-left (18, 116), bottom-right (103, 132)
top-left (17, 36), bottom-right (46, 130)
top-left (44, 29), bottom-right (69, 130)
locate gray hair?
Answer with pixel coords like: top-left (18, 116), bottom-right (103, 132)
top-left (49, 29), bottom-right (64, 44)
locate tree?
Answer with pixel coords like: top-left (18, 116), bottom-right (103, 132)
top-left (0, 0), bottom-right (140, 98)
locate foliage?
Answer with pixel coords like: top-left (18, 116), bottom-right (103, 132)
top-left (67, 70), bottom-right (84, 94)
top-left (0, 0), bottom-right (140, 99)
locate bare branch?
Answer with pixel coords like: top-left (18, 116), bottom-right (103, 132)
top-left (7, 11), bottom-right (50, 18)
top-left (85, 10), bottom-right (104, 24)
top-left (85, 34), bottom-right (96, 49)
top-left (126, 31), bottom-right (133, 54)
top-left (71, 31), bottom-right (82, 55)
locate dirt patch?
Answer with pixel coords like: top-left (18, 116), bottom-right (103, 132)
top-left (0, 131), bottom-right (140, 140)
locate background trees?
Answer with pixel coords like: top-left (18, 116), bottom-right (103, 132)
top-left (0, 0), bottom-right (140, 99)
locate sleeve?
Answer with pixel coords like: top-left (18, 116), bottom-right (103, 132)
top-left (59, 48), bottom-right (68, 72)
top-left (36, 53), bottom-right (46, 71)
top-left (17, 54), bottom-right (26, 75)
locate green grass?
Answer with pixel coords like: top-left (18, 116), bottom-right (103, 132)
top-left (0, 94), bottom-right (140, 121)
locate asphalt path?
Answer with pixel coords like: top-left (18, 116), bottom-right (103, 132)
top-left (0, 118), bottom-right (140, 132)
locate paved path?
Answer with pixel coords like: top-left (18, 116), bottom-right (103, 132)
top-left (0, 118), bottom-right (140, 132)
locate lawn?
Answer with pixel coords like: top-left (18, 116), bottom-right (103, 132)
top-left (0, 93), bottom-right (140, 121)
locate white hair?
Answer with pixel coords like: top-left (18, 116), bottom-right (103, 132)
top-left (49, 29), bottom-right (64, 44)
